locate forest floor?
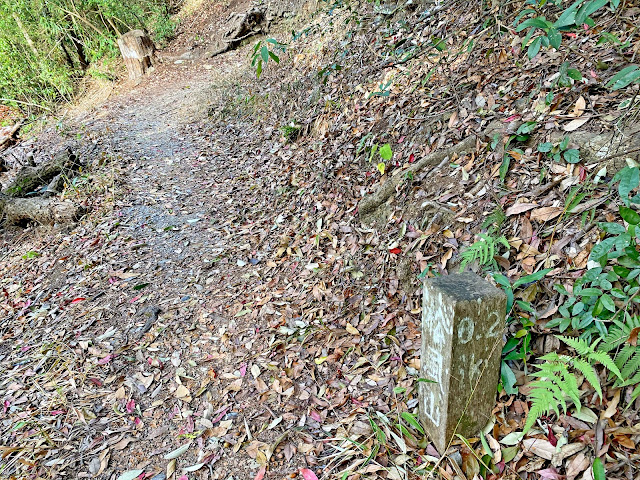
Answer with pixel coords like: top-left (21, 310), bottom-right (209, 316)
top-left (2, 1), bottom-right (640, 480)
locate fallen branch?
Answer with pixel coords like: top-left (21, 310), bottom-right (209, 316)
top-left (0, 194), bottom-right (85, 225)
top-left (4, 147), bottom-right (79, 197)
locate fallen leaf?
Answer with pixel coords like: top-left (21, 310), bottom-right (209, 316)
top-left (571, 96), bottom-right (586, 117)
top-left (505, 203), bottom-right (538, 216)
top-left (563, 117), bottom-right (589, 131)
top-left (300, 468), bottom-right (319, 480)
top-left (530, 207), bottom-right (563, 222)
top-left (253, 466), bottom-right (266, 480)
top-left (116, 470), bottom-right (144, 480)
top-left (164, 443), bottom-right (191, 460)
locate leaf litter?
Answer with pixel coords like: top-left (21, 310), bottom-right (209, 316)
top-left (1, 0), bottom-right (640, 479)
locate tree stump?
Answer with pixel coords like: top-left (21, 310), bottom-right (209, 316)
top-left (117, 30), bottom-right (155, 81)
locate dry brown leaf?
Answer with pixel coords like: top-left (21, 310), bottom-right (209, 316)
top-left (571, 96), bottom-right (586, 118)
top-left (602, 389), bottom-right (620, 419)
top-left (563, 117), bottom-right (590, 132)
top-left (530, 207), bottom-right (563, 222)
top-left (506, 203), bottom-right (538, 216)
top-left (566, 452), bottom-right (590, 480)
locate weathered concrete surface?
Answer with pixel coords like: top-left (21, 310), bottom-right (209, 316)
top-left (419, 272), bottom-right (506, 453)
top-left (117, 30), bottom-right (155, 81)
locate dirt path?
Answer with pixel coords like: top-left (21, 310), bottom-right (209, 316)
top-left (0, 49), bottom-right (328, 479)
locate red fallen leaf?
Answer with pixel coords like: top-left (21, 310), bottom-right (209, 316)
top-left (504, 114), bottom-right (521, 122)
top-left (310, 410), bottom-right (322, 422)
top-left (70, 297), bottom-right (86, 304)
top-left (88, 378), bottom-right (103, 386)
top-left (253, 466), bottom-right (266, 480)
top-left (239, 362), bottom-right (247, 377)
top-left (389, 247), bottom-right (402, 255)
top-left (97, 354), bottom-right (115, 365)
top-left (130, 295), bottom-right (141, 303)
top-left (409, 153), bottom-right (415, 163)
top-left (547, 425), bottom-right (557, 447)
top-left (126, 399), bottom-right (135, 413)
top-left (629, 327), bottom-right (639, 346)
top-left (299, 468), bottom-right (319, 480)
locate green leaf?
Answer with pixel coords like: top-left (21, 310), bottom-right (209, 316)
top-left (592, 458), bottom-right (606, 480)
top-left (538, 142), bottom-right (553, 152)
top-left (256, 59), bottom-right (263, 78)
top-left (567, 69), bottom-right (582, 80)
top-left (620, 206), bottom-right (640, 225)
top-left (606, 66), bottom-right (640, 91)
top-left (261, 45), bottom-right (270, 63)
top-left (548, 27), bottom-right (561, 49)
top-left (516, 17), bottom-right (550, 32)
top-left (268, 51), bottom-right (280, 64)
top-left (133, 283), bottom-right (149, 291)
top-left (377, 162), bottom-right (385, 175)
top-left (379, 143), bottom-right (393, 160)
top-left (528, 36), bottom-right (543, 59)
top-left (576, 0), bottom-right (608, 25)
top-left (600, 294), bottom-right (616, 312)
top-left (513, 268), bottom-right (552, 289)
top-left (400, 412), bottom-right (425, 434)
top-left (563, 149), bottom-right (580, 163)
top-left (499, 155), bottom-right (511, 182)
top-left (599, 222), bottom-right (626, 234)
top-left (554, 0), bottom-right (585, 28)
top-left (616, 167), bottom-right (640, 202)
top-left (501, 361), bottom-right (518, 395)
top-left (517, 121), bottom-right (538, 135)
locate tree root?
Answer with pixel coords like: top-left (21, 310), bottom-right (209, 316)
top-left (358, 135), bottom-right (477, 220)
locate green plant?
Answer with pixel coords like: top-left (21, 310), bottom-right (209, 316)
top-left (606, 65), bottom-right (640, 91)
top-left (515, 0), bottom-right (614, 59)
top-left (494, 269), bottom-right (552, 394)
top-left (459, 233), bottom-right (510, 271)
top-left (251, 38), bottom-right (286, 78)
top-left (523, 336), bottom-right (622, 432)
top-left (280, 122), bottom-right (301, 142)
top-left (538, 136), bottom-right (580, 163)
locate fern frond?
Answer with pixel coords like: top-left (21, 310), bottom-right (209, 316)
top-left (558, 336), bottom-right (592, 356)
top-left (588, 351), bottom-right (623, 381)
top-left (571, 358), bottom-right (602, 399)
top-left (524, 381), bottom-right (559, 433)
top-left (459, 233), bottom-right (509, 270)
top-left (617, 346), bottom-right (640, 386)
top-left (599, 315), bottom-right (640, 352)
top-left (524, 360), bottom-right (580, 433)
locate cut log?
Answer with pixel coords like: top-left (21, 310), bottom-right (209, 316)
top-left (205, 7), bottom-right (265, 58)
top-left (117, 30), bottom-right (155, 81)
top-left (4, 147), bottom-right (79, 197)
top-left (0, 194), bottom-right (85, 225)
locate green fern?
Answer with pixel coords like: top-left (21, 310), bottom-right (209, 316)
top-left (459, 233), bottom-right (510, 271)
top-left (599, 314), bottom-right (640, 353)
top-left (597, 314), bottom-right (640, 402)
top-left (524, 336), bottom-right (620, 433)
